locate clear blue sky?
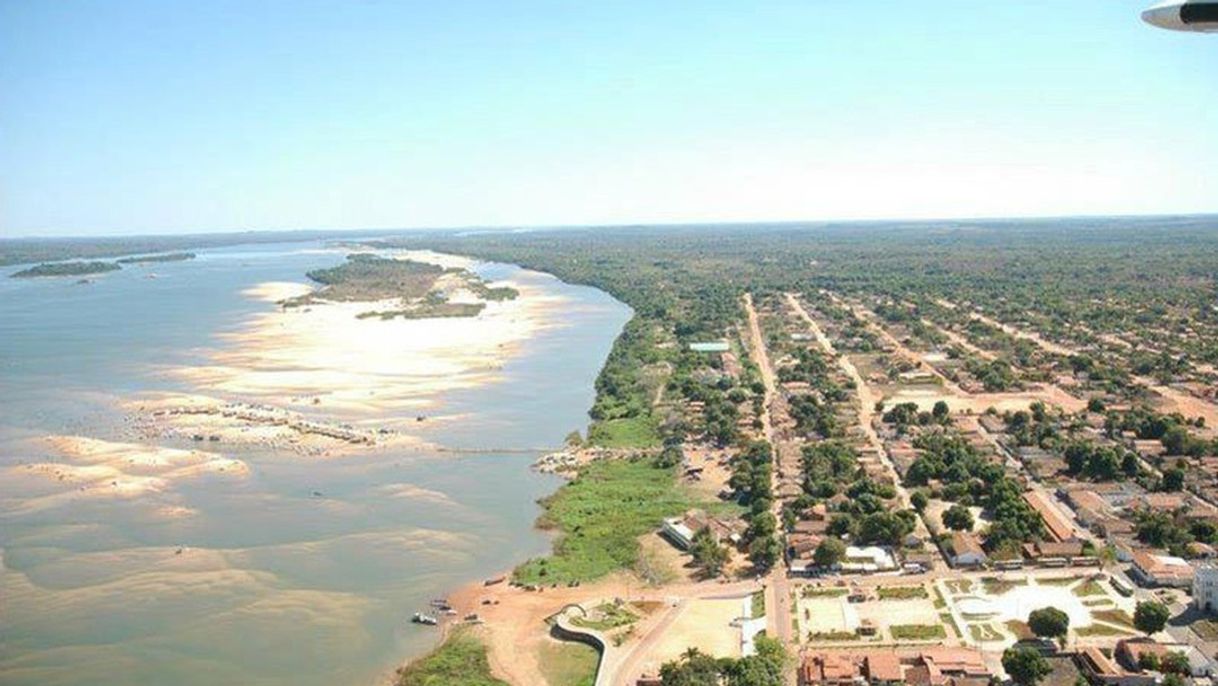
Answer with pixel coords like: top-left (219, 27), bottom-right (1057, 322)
top-left (2, 1), bottom-right (1216, 236)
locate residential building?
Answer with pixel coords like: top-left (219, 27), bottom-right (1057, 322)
top-left (948, 531), bottom-right (987, 568)
top-left (1023, 490), bottom-right (1079, 542)
top-left (798, 648), bottom-right (989, 686)
top-left (1194, 563), bottom-right (1218, 613)
top-left (1130, 550), bottom-right (1194, 588)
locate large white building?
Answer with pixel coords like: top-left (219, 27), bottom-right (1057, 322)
top-left (1194, 563), bottom-right (1218, 613)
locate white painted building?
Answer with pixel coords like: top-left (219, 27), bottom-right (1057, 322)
top-left (1194, 563), bottom-right (1218, 614)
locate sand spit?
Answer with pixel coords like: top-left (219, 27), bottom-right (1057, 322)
top-left (163, 251), bottom-right (569, 422)
top-left (0, 436), bottom-right (247, 516)
top-left (127, 392), bottom-right (428, 458)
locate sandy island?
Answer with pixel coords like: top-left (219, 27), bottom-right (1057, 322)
top-left (133, 249), bottom-right (573, 455)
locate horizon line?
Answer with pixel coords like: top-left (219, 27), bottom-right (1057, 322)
top-left (4, 209), bottom-right (1218, 242)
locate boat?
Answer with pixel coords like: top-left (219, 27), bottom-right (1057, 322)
top-left (411, 612), bottom-right (438, 626)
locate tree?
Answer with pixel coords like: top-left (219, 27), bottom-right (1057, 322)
top-left (1161, 468), bottom-right (1185, 492)
top-left (723, 636), bottom-right (786, 686)
top-left (941, 504), bottom-right (974, 532)
top-left (660, 647), bottom-right (726, 686)
top-left (1134, 600), bottom-right (1171, 635)
top-left (1121, 452), bottom-right (1141, 478)
top-left (1160, 651), bottom-right (1190, 676)
top-left (1163, 674), bottom-right (1186, 686)
top-left (690, 527), bottom-right (729, 578)
top-left (813, 538), bottom-right (846, 569)
top-left (1027, 607), bottom-right (1070, 644)
top-left (748, 534), bottom-right (781, 572)
top-left (911, 490), bottom-right (928, 513)
top-left (932, 400), bottom-right (950, 421)
top-left (1003, 646), bottom-right (1051, 686)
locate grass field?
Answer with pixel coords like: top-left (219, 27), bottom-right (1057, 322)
top-left (890, 624), bottom-right (946, 640)
top-left (1073, 580), bottom-right (1106, 597)
top-left (514, 458), bottom-right (701, 584)
top-left (538, 640), bottom-right (599, 686)
top-left (877, 585), bottom-right (928, 600)
top-left (802, 587), bottom-right (849, 598)
top-left (751, 590), bottom-right (766, 619)
top-left (396, 628), bottom-right (508, 686)
top-left (586, 417), bottom-right (661, 448)
top-left (1077, 623), bottom-right (1133, 637)
top-left (1193, 619), bottom-right (1218, 641)
top-left (1091, 609), bottom-right (1135, 629)
top-left (572, 603), bottom-right (638, 631)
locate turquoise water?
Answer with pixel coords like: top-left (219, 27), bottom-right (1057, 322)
top-left (0, 241), bottom-right (630, 685)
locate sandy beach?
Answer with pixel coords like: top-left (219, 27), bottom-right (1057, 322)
top-left (136, 249), bottom-right (577, 452)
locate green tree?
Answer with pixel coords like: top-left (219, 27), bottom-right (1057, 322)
top-left (942, 504), bottom-right (974, 532)
top-left (813, 538), bottom-right (846, 569)
top-left (690, 527), bottom-right (729, 578)
top-left (1027, 606), bottom-right (1070, 644)
top-left (1134, 600), bottom-right (1171, 635)
top-left (1160, 652), bottom-right (1190, 676)
top-left (932, 400), bottom-right (950, 421)
top-left (748, 535), bottom-right (781, 572)
top-left (911, 490), bottom-right (928, 512)
top-left (660, 647), bottom-right (726, 686)
top-left (1002, 646), bottom-right (1051, 686)
top-left (1161, 468), bottom-right (1185, 492)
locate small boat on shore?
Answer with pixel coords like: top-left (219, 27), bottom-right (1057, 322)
top-left (411, 612), bottom-right (438, 626)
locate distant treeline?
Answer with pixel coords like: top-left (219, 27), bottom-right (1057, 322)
top-left (0, 229), bottom-right (406, 267)
top-left (10, 261), bottom-right (121, 278)
top-left (116, 252), bottom-right (195, 264)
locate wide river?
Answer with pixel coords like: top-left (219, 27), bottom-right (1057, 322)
top-left (0, 240), bottom-right (631, 685)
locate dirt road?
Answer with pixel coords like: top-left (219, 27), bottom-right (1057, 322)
top-left (741, 293), bottom-right (794, 652)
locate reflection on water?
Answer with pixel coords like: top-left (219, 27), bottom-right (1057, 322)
top-left (0, 241), bottom-right (630, 686)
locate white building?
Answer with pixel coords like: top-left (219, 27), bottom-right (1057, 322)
top-left (1194, 563), bottom-right (1218, 613)
top-left (838, 546), bottom-right (898, 573)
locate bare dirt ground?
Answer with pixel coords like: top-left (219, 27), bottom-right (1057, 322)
top-left (635, 597), bottom-right (746, 673)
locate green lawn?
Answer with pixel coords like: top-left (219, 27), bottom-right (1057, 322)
top-left (1091, 609), bottom-right (1135, 629)
top-left (969, 624), bottom-right (1003, 641)
top-left (586, 417), bottom-right (661, 448)
top-left (877, 585), bottom-right (928, 600)
top-left (1077, 623), bottom-right (1133, 637)
top-left (1073, 580), bottom-right (1106, 597)
top-left (751, 590), bottom-right (766, 619)
top-left (1193, 619), bottom-right (1218, 641)
top-left (396, 628), bottom-right (508, 686)
top-left (513, 458), bottom-right (700, 584)
top-left (981, 577), bottom-right (1023, 595)
top-left (802, 587), bottom-right (849, 598)
top-left (538, 640), bottom-right (599, 686)
top-left (889, 624), bottom-right (947, 640)
top-left (571, 603), bottom-right (638, 631)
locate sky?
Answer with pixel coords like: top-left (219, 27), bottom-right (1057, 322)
top-left (1, 1), bottom-right (1216, 237)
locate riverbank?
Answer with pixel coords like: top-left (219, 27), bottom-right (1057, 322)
top-left (0, 243), bottom-right (631, 686)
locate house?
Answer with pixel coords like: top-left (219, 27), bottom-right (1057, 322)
top-left (661, 510), bottom-right (742, 550)
top-left (798, 649), bottom-right (989, 686)
top-left (948, 532), bottom-right (987, 568)
top-left (1115, 638), bottom-right (1172, 671)
top-left (1077, 646), bottom-right (1155, 686)
top-left (1023, 540), bottom-right (1085, 565)
top-left (1115, 639), bottom-right (1214, 679)
top-left (839, 546), bottom-right (898, 573)
top-left (1023, 490), bottom-right (1079, 542)
top-left (688, 341), bottom-right (730, 353)
top-left (1130, 550), bottom-right (1194, 588)
top-left (1194, 563), bottom-right (1218, 613)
